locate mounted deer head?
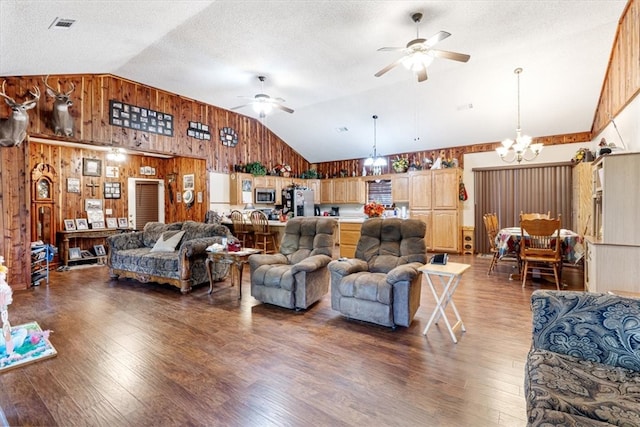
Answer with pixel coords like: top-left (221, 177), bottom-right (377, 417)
top-left (43, 75), bottom-right (75, 137)
top-left (0, 80), bottom-right (40, 147)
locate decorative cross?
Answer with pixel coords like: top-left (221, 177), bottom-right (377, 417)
top-left (86, 181), bottom-right (99, 197)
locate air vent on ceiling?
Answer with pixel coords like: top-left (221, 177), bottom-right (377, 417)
top-left (48, 17), bottom-right (76, 30)
top-left (336, 127), bottom-right (349, 133)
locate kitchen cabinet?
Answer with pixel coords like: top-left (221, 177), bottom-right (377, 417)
top-left (253, 176), bottom-right (277, 189)
top-left (585, 153), bottom-right (640, 292)
top-left (572, 161), bottom-right (593, 237)
top-left (339, 221), bottom-right (362, 258)
top-left (333, 178), bottom-right (347, 203)
top-left (320, 180), bottom-right (333, 204)
top-left (229, 172), bottom-right (253, 205)
top-left (333, 177), bottom-right (364, 204)
top-left (391, 174), bottom-right (409, 203)
top-left (409, 168), bottom-right (462, 253)
top-left (409, 171), bottom-right (432, 209)
top-left (307, 179), bottom-right (321, 204)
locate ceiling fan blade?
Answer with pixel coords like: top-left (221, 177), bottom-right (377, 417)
top-left (416, 67), bottom-right (428, 83)
top-left (424, 31), bottom-right (451, 47)
top-left (273, 103), bottom-right (294, 114)
top-left (375, 57), bottom-right (404, 77)
top-left (377, 46), bottom-right (404, 52)
top-left (429, 49), bottom-right (470, 62)
top-left (230, 103), bottom-right (251, 111)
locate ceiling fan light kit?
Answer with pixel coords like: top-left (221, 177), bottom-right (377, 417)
top-left (375, 12), bottom-right (470, 82)
top-left (231, 75), bottom-right (294, 118)
top-left (496, 67), bottom-right (543, 164)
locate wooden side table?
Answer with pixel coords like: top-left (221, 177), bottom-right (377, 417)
top-left (206, 248), bottom-right (262, 299)
top-left (419, 262), bottom-right (471, 343)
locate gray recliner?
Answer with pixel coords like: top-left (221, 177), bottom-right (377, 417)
top-left (249, 217), bottom-right (337, 310)
top-left (328, 218), bottom-right (426, 328)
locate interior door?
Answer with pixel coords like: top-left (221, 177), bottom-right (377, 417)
top-left (128, 178), bottom-right (165, 230)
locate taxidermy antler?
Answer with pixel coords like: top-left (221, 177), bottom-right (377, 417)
top-left (0, 80), bottom-right (40, 147)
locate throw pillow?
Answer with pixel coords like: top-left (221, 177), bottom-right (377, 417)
top-left (150, 230), bottom-right (185, 253)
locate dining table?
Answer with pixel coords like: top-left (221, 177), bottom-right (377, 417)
top-left (495, 227), bottom-right (585, 265)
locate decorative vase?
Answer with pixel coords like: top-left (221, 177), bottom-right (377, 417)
top-left (393, 166), bottom-right (407, 173)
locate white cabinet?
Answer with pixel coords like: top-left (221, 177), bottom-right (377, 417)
top-left (585, 153), bottom-right (640, 292)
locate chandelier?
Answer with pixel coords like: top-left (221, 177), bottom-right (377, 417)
top-left (364, 114), bottom-right (386, 175)
top-left (496, 68), bottom-right (543, 163)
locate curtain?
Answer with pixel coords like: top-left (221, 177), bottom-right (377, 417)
top-left (474, 163), bottom-right (573, 254)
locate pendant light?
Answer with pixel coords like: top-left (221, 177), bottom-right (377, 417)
top-left (496, 67), bottom-right (543, 163)
top-left (364, 115), bottom-right (386, 175)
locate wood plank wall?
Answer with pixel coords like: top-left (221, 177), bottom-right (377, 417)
top-left (591, 0), bottom-right (640, 136)
top-left (0, 73), bottom-right (310, 290)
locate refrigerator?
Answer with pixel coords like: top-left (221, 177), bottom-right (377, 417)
top-left (282, 187), bottom-right (314, 217)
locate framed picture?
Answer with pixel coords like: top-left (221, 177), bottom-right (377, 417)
top-left (93, 245), bottom-right (106, 257)
top-left (105, 166), bottom-right (119, 178)
top-left (144, 166), bottom-right (152, 175)
top-left (117, 217), bottom-right (128, 228)
top-left (82, 158), bottom-right (102, 177)
top-left (85, 199), bottom-right (103, 211)
top-left (67, 178), bottom-right (80, 193)
top-left (64, 219), bottom-right (76, 231)
top-left (183, 174), bottom-right (194, 190)
top-left (104, 182), bottom-right (121, 199)
top-left (91, 221), bottom-right (105, 229)
top-left (75, 218), bottom-right (89, 230)
top-left (106, 218), bottom-right (118, 229)
top-left (86, 209), bottom-right (104, 224)
top-left (80, 250), bottom-right (93, 258)
top-left (68, 247), bottom-right (82, 260)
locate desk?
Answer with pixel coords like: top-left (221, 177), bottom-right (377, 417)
top-left (57, 229), bottom-right (120, 267)
top-left (495, 227), bottom-right (585, 264)
top-left (420, 262), bottom-right (471, 343)
top-left (206, 248), bottom-right (262, 298)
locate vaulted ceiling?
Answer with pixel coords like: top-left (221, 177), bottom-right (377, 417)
top-left (0, 1), bottom-right (627, 163)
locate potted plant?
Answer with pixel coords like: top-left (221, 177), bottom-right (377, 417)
top-left (246, 161), bottom-right (267, 176)
top-left (392, 156), bottom-right (409, 173)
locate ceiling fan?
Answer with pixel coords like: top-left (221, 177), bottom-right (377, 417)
top-left (231, 76), bottom-right (294, 118)
top-left (375, 12), bottom-right (470, 82)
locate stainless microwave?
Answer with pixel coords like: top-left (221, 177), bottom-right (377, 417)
top-left (255, 188), bottom-right (276, 204)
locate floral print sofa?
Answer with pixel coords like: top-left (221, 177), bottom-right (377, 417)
top-left (526, 290), bottom-right (640, 426)
top-left (107, 221), bottom-right (233, 293)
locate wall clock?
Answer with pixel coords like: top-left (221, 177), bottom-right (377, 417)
top-left (220, 127), bottom-right (238, 147)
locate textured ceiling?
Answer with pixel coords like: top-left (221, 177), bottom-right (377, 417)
top-left (0, 1), bottom-right (627, 163)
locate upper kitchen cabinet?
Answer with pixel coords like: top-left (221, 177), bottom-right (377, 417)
top-left (307, 179), bottom-right (321, 204)
top-left (409, 170), bottom-right (432, 209)
top-left (391, 174), bottom-right (409, 203)
top-left (333, 177), bottom-right (364, 204)
top-left (320, 180), bottom-right (333, 204)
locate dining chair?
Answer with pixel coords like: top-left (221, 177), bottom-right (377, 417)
top-left (520, 211), bottom-right (551, 221)
top-left (520, 215), bottom-right (562, 290)
top-left (250, 210), bottom-right (278, 254)
top-left (230, 210), bottom-right (253, 248)
top-left (483, 213), bottom-right (519, 275)
top-left (482, 213), bottom-right (500, 275)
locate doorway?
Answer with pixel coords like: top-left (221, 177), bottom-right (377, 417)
top-left (127, 178), bottom-right (165, 230)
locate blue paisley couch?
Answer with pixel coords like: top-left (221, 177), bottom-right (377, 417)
top-left (526, 290), bottom-right (640, 426)
top-left (107, 221), bottom-right (233, 293)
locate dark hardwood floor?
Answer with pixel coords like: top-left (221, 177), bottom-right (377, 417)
top-left (0, 252), bottom-right (584, 426)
